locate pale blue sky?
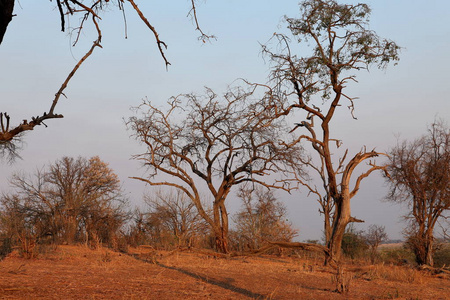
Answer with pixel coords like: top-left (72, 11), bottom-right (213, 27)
top-left (1, 1), bottom-right (449, 241)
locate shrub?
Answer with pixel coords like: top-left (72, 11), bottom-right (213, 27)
top-left (379, 246), bottom-right (416, 266)
top-left (433, 243), bottom-right (450, 268)
top-left (341, 225), bottom-right (368, 260)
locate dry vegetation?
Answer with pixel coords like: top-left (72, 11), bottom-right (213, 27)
top-left (0, 245), bottom-right (448, 299)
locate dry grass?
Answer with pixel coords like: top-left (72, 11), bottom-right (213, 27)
top-left (0, 245), bottom-right (448, 299)
top-left (369, 264), bottom-right (427, 284)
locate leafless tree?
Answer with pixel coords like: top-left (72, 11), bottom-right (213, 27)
top-left (261, 0), bottom-right (400, 264)
top-left (128, 85), bottom-right (304, 253)
top-left (143, 189), bottom-right (209, 248)
top-left (0, 0), bottom-right (213, 156)
top-left (1, 169), bottom-right (63, 243)
top-left (233, 186), bottom-right (298, 251)
top-left (364, 224), bottom-right (388, 262)
top-left (0, 156), bottom-right (127, 246)
top-left (386, 120), bottom-right (449, 266)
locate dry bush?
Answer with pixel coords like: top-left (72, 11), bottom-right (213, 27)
top-left (18, 233), bottom-right (38, 259)
top-left (379, 246), bottom-right (416, 266)
top-left (366, 264), bottom-right (427, 284)
top-left (127, 190), bottom-right (211, 251)
top-left (232, 187), bottom-right (298, 253)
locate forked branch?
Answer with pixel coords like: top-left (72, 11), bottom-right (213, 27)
top-left (188, 0), bottom-right (216, 43)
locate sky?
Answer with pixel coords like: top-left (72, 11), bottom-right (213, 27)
top-left (1, 0), bottom-right (449, 241)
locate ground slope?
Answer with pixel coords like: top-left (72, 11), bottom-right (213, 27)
top-left (0, 245), bottom-right (448, 299)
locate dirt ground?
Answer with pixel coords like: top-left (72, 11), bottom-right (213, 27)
top-left (0, 245), bottom-right (448, 299)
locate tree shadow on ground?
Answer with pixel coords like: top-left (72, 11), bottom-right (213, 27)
top-left (157, 262), bottom-right (267, 299)
top-left (130, 253), bottom-right (267, 299)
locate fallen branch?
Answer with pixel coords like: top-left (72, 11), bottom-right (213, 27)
top-left (419, 264), bottom-right (450, 275)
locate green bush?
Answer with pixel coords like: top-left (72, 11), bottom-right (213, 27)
top-left (433, 244), bottom-right (450, 268)
top-left (341, 225), bottom-right (368, 259)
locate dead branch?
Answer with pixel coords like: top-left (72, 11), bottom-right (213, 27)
top-left (188, 0), bottom-right (216, 43)
top-left (1, 0), bottom-right (212, 148)
top-left (265, 241), bottom-right (338, 269)
top-left (1, 2), bottom-right (102, 144)
top-left (51, 30), bottom-right (102, 115)
top-left (349, 155), bottom-right (388, 199)
top-left (349, 216), bottom-right (364, 223)
top-left (267, 241), bottom-right (329, 253)
top-left (419, 264), bottom-right (450, 275)
top-left (127, 0), bottom-right (170, 68)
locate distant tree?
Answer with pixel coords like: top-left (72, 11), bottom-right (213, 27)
top-left (125, 208), bottom-right (149, 247)
top-left (262, 0), bottom-right (400, 264)
top-left (386, 120), bottom-right (449, 266)
top-left (0, 0), bottom-right (212, 156)
top-left (143, 189), bottom-right (209, 248)
top-left (364, 224), bottom-right (388, 263)
top-left (0, 156), bottom-right (127, 247)
top-left (233, 186), bottom-right (298, 251)
top-left (128, 86), bottom-right (304, 253)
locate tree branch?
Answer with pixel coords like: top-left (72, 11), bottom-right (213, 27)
top-left (127, 0), bottom-right (170, 68)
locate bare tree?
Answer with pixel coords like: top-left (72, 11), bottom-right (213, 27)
top-left (386, 120), bottom-right (449, 266)
top-left (1, 169), bottom-right (64, 243)
top-left (0, 156), bottom-right (127, 246)
top-left (143, 189), bottom-right (209, 248)
top-left (128, 85), bottom-right (304, 253)
top-left (262, 0), bottom-right (400, 264)
top-left (233, 186), bottom-right (298, 251)
top-left (364, 224), bottom-right (388, 262)
top-left (0, 0), bottom-right (213, 155)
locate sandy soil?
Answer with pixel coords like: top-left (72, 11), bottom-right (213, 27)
top-left (0, 245), bottom-right (448, 299)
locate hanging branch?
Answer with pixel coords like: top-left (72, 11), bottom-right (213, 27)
top-left (188, 0), bottom-right (216, 43)
top-left (1, 0), bottom-right (212, 150)
top-left (127, 0), bottom-right (170, 68)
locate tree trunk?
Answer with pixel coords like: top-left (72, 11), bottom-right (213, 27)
top-left (413, 234), bottom-right (434, 266)
top-left (213, 201), bottom-right (229, 253)
top-left (0, 0), bottom-right (15, 45)
top-left (325, 195), bottom-right (351, 265)
top-left (425, 242), bottom-right (434, 266)
top-left (326, 222), bottom-right (346, 264)
top-left (215, 230), bottom-right (229, 254)
top-left (323, 207), bottom-right (332, 246)
top-left (64, 215), bottom-right (78, 244)
top-left (424, 229), bottom-right (435, 266)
